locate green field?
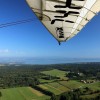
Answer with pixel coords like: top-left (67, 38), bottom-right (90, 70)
top-left (38, 83), bottom-right (62, 95)
top-left (38, 80), bottom-right (100, 95)
top-left (0, 87), bottom-right (50, 100)
top-left (39, 79), bottom-right (54, 83)
top-left (83, 81), bottom-right (100, 90)
top-left (38, 82), bottom-right (70, 95)
top-left (41, 69), bottom-right (67, 78)
top-left (38, 80), bottom-right (84, 95)
top-left (59, 80), bottom-right (100, 90)
top-left (0, 81), bottom-right (99, 100)
top-left (58, 80), bottom-right (84, 89)
top-left (80, 93), bottom-right (100, 99)
top-left (1, 69), bottom-right (100, 100)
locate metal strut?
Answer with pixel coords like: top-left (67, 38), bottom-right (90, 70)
top-left (58, 41), bottom-right (61, 45)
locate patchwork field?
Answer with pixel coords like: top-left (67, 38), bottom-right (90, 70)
top-left (38, 80), bottom-right (100, 95)
top-left (80, 93), bottom-right (100, 99)
top-left (0, 87), bottom-right (50, 100)
top-left (38, 81), bottom-right (82, 95)
top-left (0, 81), bottom-right (99, 100)
top-left (38, 82), bottom-right (70, 95)
top-left (0, 68), bottom-right (100, 100)
top-left (83, 81), bottom-right (100, 90)
top-left (58, 80), bottom-right (84, 89)
top-left (39, 79), bottom-right (54, 83)
top-left (58, 80), bottom-right (100, 90)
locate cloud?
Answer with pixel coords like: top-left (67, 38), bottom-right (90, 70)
top-left (0, 49), bottom-right (9, 53)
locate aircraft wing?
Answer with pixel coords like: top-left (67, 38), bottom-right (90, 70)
top-left (26, 0), bottom-right (100, 43)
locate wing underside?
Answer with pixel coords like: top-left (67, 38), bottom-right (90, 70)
top-left (26, 0), bottom-right (100, 42)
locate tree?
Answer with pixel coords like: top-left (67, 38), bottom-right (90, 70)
top-left (50, 94), bottom-right (56, 100)
top-left (0, 91), bottom-right (2, 97)
top-left (60, 95), bottom-right (66, 100)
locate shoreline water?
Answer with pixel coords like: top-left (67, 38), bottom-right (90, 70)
top-left (0, 57), bottom-right (100, 65)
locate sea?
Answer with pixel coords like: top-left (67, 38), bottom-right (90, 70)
top-left (0, 57), bottom-right (100, 65)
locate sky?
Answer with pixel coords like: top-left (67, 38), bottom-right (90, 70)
top-left (0, 0), bottom-right (100, 59)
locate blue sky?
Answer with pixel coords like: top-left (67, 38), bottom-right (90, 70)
top-left (0, 0), bottom-right (100, 59)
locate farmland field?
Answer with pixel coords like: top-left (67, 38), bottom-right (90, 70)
top-left (38, 84), bottom-right (61, 95)
top-left (58, 80), bottom-right (100, 90)
top-left (39, 79), bottom-right (54, 83)
top-left (41, 69), bottom-right (67, 78)
top-left (0, 63), bottom-right (100, 100)
top-left (38, 82), bottom-right (70, 95)
top-left (83, 81), bottom-right (100, 90)
top-left (48, 82), bottom-right (70, 92)
top-left (80, 93), bottom-right (100, 99)
top-left (0, 87), bottom-right (50, 100)
top-left (38, 80), bottom-right (100, 95)
top-left (58, 80), bottom-right (84, 89)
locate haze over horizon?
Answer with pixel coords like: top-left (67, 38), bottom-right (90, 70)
top-left (0, 0), bottom-right (100, 60)
top-left (0, 57), bottom-right (100, 65)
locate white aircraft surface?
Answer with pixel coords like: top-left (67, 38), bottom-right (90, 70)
top-left (26, 0), bottom-right (100, 44)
